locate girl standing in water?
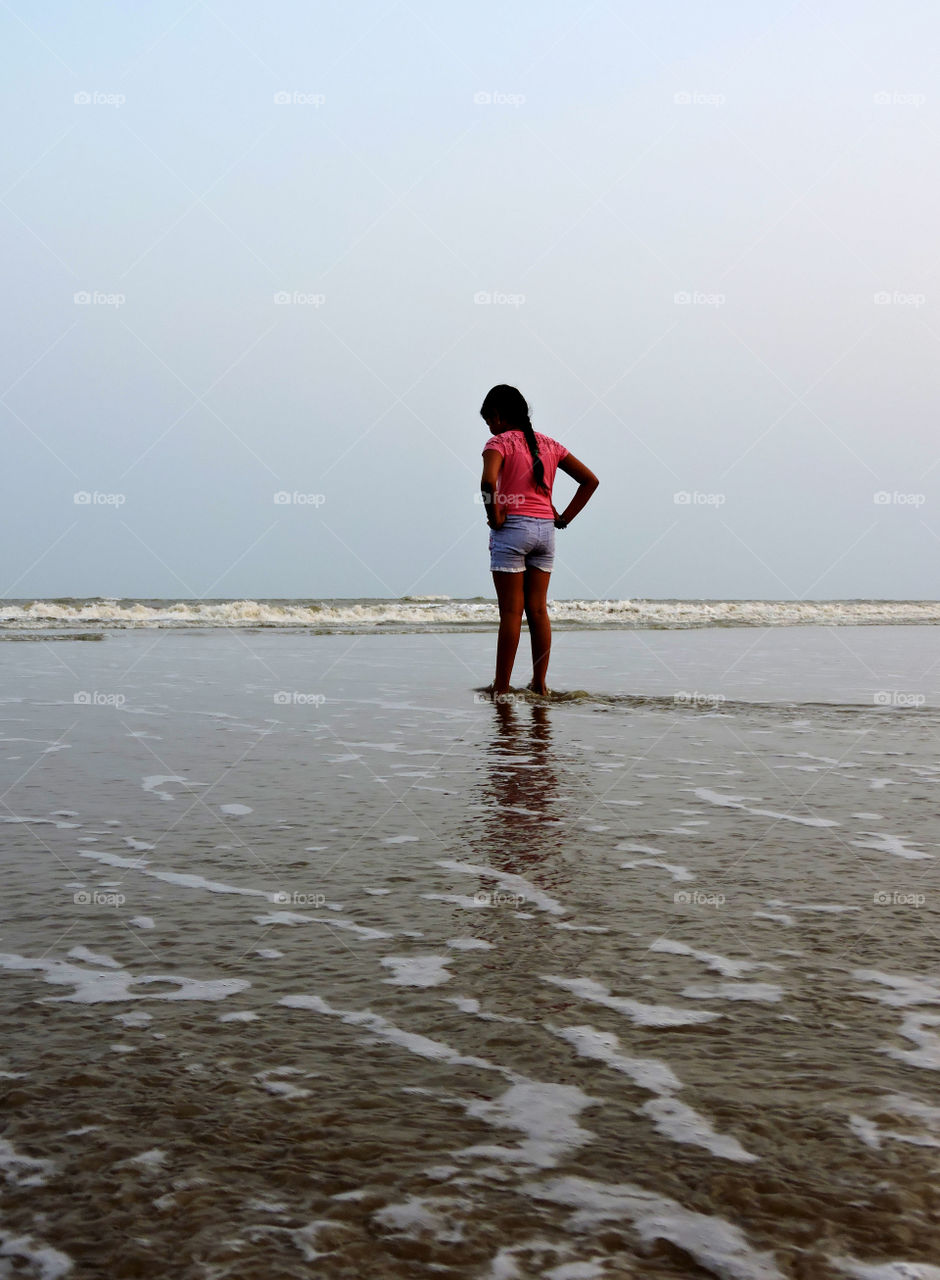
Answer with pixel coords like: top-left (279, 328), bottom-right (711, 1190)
top-left (480, 385), bottom-right (599, 699)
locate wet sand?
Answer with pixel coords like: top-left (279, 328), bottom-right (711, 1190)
top-left (1, 629), bottom-right (938, 1278)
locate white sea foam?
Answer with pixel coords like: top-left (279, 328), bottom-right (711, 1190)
top-left (279, 994), bottom-right (499, 1070)
top-left (852, 970), bottom-right (940, 1006)
top-left (641, 1096), bottom-right (758, 1162)
top-left (252, 913), bottom-right (391, 939)
top-left (884, 1015), bottom-right (940, 1071)
top-left (458, 1080), bottom-right (600, 1170)
top-left (0, 1138), bottom-right (56, 1187)
top-left (833, 1259), bottom-right (940, 1279)
top-left (693, 788), bottom-right (839, 827)
top-left (7, 596), bottom-right (940, 631)
top-left (555, 1024), bottom-right (757, 1161)
top-left (850, 831), bottom-right (932, 860)
top-left (373, 1195), bottom-right (467, 1238)
top-left (142, 774), bottom-right (207, 801)
top-left (681, 982), bottom-right (783, 1003)
top-left (67, 945), bottom-right (121, 969)
top-left (381, 955), bottom-right (452, 987)
top-left (436, 860), bottom-right (565, 915)
top-left (0, 951), bottom-right (248, 1004)
top-left (649, 938), bottom-right (755, 978)
top-left (524, 1176), bottom-right (784, 1279)
top-left (544, 975), bottom-right (720, 1027)
top-left (555, 1025), bottom-right (683, 1094)
top-left (0, 1229), bottom-right (72, 1280)
top-left (619, 852), bottom-right (694, 882)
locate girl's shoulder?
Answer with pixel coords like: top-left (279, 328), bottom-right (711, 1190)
top-left (535, 430), bottom-right (568, 455)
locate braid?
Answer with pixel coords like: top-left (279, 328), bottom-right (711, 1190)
top-left (520, 415), bottom-right (549, 495)
top-left (479, 384), bottom-right (549, 495)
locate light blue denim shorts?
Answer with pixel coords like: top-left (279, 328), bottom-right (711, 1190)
top-left (489, 514), bottom-right (555, 573)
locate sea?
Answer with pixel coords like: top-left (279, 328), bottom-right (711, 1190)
top-left (1, 598), bottom-right (938, 1279)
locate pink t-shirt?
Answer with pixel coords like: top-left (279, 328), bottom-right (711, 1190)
top-left (482, 429), bottom-right (569, 519)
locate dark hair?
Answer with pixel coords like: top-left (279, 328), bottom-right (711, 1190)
top-left (479, 384), bottom-right (549, 495)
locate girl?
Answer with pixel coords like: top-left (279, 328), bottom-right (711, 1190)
top-left (480, 384), bottom-right (599, 699)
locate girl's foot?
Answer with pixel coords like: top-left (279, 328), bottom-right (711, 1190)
top-left (526, 680), bottom-right (549, 697)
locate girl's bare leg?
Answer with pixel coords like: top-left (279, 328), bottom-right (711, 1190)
top-left (492, 570), bottom-right (525, 694)
top-left (523, 566), bottom-right (552, 693)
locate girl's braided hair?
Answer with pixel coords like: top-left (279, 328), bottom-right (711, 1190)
top-left (480, 385), bottom-right (549, 495)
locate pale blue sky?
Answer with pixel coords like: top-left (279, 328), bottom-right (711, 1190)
top-left (3, 0), bottom-right (939, 601)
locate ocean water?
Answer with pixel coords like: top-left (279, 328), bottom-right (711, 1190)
top-left (1, 624), bottom-right (939, 1279)
top-left (3, 594), bottom-right (940, 632)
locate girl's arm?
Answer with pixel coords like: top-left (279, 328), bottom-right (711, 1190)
top-left (481, 448), bottom-right (506, 529)
top-left (555, 453), bottom-right (599, 527)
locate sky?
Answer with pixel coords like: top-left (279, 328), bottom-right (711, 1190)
top-left (2, 0), bottom-right (940, 602)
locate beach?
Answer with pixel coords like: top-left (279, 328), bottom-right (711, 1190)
top-left (1, 620), bottom-right (939, 1279)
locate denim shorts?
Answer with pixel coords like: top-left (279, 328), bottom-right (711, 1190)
top-left (489, 514), bottom-right (555, 573)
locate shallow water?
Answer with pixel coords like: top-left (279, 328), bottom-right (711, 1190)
top-left (1, 629), bottom-right (938, 1278)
